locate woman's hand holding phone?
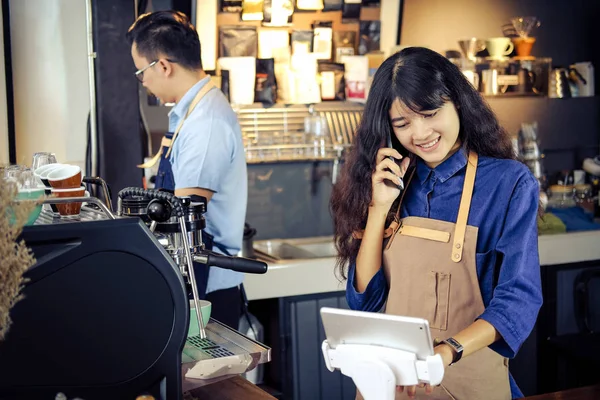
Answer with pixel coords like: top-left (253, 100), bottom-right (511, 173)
top-left (371, 147), bottom-right (410, 211)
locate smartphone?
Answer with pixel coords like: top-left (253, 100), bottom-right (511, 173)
top-left (387, 134), bottom-right (404, 191)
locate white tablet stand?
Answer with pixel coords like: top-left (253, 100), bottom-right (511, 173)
top-left (319, 307), bottom-right (446, 400)
top-left (322, 341), bottom-right (445, 400)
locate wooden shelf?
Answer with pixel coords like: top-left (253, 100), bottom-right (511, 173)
top-left (217, 7), bottom-right (381, 32)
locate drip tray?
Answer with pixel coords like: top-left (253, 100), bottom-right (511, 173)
top-left (181, 319), bottom-right (270, 391)
top-left (186, 336), bottom-right (236, 358)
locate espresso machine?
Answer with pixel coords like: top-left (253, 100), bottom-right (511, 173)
top-left (0, 188), bottom-right (270, 400)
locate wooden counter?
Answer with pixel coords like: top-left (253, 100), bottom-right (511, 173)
top-left (184, 375), bottom-right (275, 400)
top-left (185, 378), bottom-right (600, 400)
top-left (523, 384), bottom-right (600, 399)
top-left (184, 378), bottom-right (600, 400)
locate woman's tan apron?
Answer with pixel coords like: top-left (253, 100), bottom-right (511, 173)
top-left (357, 152), bottom-right (511, 400)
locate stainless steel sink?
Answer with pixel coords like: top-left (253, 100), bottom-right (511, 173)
top-left (289, 241), bottom-right (337, 258)
top-left (254, 236), bottom-right (337, 261)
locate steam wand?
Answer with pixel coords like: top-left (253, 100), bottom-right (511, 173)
top-left (178, 215), bottom-right (207, 339)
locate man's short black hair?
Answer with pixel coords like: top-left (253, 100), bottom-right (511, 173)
top-left (126, 10), bottom-right (202, 71)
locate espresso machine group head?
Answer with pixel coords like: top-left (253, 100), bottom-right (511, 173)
top-left (117, 187), bottom-right (267, 339)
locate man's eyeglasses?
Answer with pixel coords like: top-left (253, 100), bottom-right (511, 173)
top-left (134, 59), bottom-right (177, 83)
top-left (134, 60), bottom-right (158, 83)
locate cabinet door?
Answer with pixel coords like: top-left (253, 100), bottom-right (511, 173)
top-left (285, 292), bottom-right (356, 400)
top-left (537, 262), bottom-right (600, 394)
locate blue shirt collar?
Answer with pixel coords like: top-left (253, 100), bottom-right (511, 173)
top-left (168, 76), bottom-right (211, 120)
top-left (415, 148), bottom-right (468, 184)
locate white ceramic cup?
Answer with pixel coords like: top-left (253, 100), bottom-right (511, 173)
top-left (35, 163), bottom-right (63, 187)
top-left (486, 37), bottom-right (514, 59)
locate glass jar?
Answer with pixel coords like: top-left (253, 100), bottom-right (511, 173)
top-left (547, 185), bottom-right (576, 209)
top-left (304, 114), bottom-right (329, 158)
top-left (574, 184), bottom-right (594, 216)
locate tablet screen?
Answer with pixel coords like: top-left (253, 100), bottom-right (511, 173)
top-left (320, 307), bottom-right (435, 360)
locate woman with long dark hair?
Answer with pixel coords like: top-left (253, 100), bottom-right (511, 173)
top-left (330, 47), bottom-right (542, 399)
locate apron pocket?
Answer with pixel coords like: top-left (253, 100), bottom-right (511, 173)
top-left (428, 271), bottom-right (451, 331)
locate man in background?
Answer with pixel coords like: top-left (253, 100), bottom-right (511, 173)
top-left (126, 11), bottom-right (248, 329)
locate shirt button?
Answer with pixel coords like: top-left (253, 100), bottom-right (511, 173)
top-left (454, 253), bottom-right (460, 259)
top-left (455, 243), bottom-right (461, 249)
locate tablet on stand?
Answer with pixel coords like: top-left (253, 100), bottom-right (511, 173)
top-left (320, 307), bottom-right (445, 400)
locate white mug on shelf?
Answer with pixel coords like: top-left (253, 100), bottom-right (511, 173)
top-left (485, 37), bottom-right (514, 59)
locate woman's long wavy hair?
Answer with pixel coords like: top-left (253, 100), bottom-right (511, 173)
top-left (330, 47), bottom-right (515, 279)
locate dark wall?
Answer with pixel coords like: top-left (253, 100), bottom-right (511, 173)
top-left (149, 0), bottom-right (192, 17)
top-left (93, 0), bottom-right (143, 202)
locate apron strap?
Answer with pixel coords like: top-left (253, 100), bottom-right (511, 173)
top-left (451, 151), bottom-right (478, 263)
top-left (137, 136), bottom-right (173, 169)
top-left (382, 168), bottom-right (416, 250)
top-left (392, 167), bottom-right (416, 227)
top-left (137, 80), bottom-right (216, 168)
top-left (165, 81), bottom-right (215, 159)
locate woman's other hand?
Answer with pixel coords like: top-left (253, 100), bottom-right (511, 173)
top-left (396, 383), bottom-right (433, 398)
